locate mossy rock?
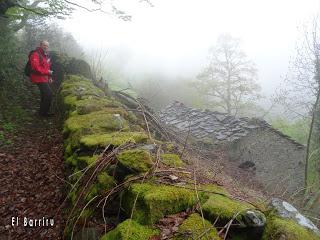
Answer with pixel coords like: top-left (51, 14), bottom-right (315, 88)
top-left (117, 149), bottom-right (153, 173)
top-left (123, 183), bottom-right (197, 225)
top-left (97, 172), bottom-right (116, 188)
top-left (174, 213), bottom-right (221, 240)
top-left (80, 132), bottom-right (148, 149)
top-left (65, 154), bottom-right (100, 170)
top-left (84, 173), bottom-right (116, 202)
top-left (161, 153), bottom-right (183, 167)
top-left (202, 194), bottom-right (255, 224)
top-left (100, 219), bottom-right (159, 240)
top-left (78, 155), bottom-right (100, 168)
top-left (262, 216), bottom-right (320, 240)
top-left (66, 154), bottom-right (79, 167)
top-left (74, 98), bottom-right (122, 115)
top-left (63, 110), bottom-right (128, 135)
top-left (61, 78), bottom-right (104, 98)
top-left (65, 59), bottom-right (92, 79)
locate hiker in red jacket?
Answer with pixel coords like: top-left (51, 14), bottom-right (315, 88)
top-left (30, 40), bottom-right (54, 117)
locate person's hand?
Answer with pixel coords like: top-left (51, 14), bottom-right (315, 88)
top-left (49, 70), bottom-right (53, 75)
top-left (49, 77), bottom-right (53, 83)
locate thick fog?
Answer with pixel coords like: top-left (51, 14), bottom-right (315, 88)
top-left (57, 0), bottom-right (320, 118)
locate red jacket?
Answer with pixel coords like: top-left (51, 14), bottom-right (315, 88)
top-left (30, 47), bottom-right (51, 83)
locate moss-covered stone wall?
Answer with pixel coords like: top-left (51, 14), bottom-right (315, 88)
top-left (60, 74), bottom-right (319, 240)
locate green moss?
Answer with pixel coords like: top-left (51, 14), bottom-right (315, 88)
top-left (80, 208), bottom-right (93, 219)
top-left (80, 132), bottom-right (148, 149)
top-left (161, 153), bottom-right (183, 167)
top-left (262, 216), bottom-right (320, 240)
top-left (61, 75), bottom-right (104, 98)
top-left (85, 184), bottom-right (99, 202)
top-left (117, 149), bottom-right (153, 173)
top-left (75, 98), bottom-right (122, 115)
top-left (100, 219), bottom-right (159, 240)
top-left (97, 172), bottom-right (116, 188)
top-left (174, 213), bottom-right (221, 240)
top-left (64, 110), bottom-right (128, 135)
top-left (68, 189), bottom-right (78, 205)
top-left (78, 155), bottom-right (100, 168)
top-left (66, 154), bottom-right (78, 167)
top-left (202, 194), bottom-right (254, 223)
top-left (127, 112), bottom-right (138, 123)
top-left (123, 183), bottom-right (197, 225)
top-left (163, 142), bottom-right (176, 152)
top-left (63, 95), bottom-right (78, 108)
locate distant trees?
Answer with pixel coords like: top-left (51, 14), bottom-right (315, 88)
top-left (193, 34), bottom-right (261, 116)
top-left (21, 22), bottom-right (84, 58)
top-left (291, 18), bottom-right (320, 193)
top-left (277, 17), bottom-right (320, 216)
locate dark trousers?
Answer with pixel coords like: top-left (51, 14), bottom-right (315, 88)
top-left (36, 83), bottom-right (52, 115)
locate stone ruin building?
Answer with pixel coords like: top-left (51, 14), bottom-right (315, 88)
top-left (160, 101), bottom-right (306, 195)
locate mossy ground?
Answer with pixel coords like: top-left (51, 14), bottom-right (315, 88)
top-left (123, 182), bottom-right (197, 225)
top-left (262, 216), bottom-right (320, 240)
top-left (100, 219), bottom-right (159, 240)
top-left (174, 213), bottom-right (221, 240)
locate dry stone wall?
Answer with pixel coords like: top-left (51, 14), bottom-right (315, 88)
top-left (60, 79), bottom-right (318, 240)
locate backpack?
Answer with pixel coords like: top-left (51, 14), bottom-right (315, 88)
top-left (24, 50), bottom-right (43, 77)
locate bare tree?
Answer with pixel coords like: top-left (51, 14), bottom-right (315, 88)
top-left (193, 34), bottom-right (261, 116)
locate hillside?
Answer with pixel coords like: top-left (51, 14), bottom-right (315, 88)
top-left (1, 57), bottom-right (319, 239)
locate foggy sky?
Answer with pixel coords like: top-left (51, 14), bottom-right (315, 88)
top-left (59, 0), bottom-right (320, 95)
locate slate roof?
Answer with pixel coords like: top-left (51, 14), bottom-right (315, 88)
top-left (159, 101), bottom-right (304, 148)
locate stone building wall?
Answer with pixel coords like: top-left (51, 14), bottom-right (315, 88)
top-left (160, 101), bottom-right (307, 195)
top-left (227, 127), bottom-right (306, 194)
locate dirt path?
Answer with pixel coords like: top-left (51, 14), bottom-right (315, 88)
top-left (0, 115), bottom-right (66, 240)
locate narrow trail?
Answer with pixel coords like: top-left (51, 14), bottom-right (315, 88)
top-left (0, 110), bottom-right (66, 239)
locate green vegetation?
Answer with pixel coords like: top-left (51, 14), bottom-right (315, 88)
top-left (80, 132), bottom-right (148, 149)
top-left (100, 219), bottom-right (159, 240)
top-left (117, 149), bottom-right (154, 173)
top-left (202, 194), bottom-right (254, 223)
top-left (161, 153), bottom-right (183, 167)
top-left (123, 182), bottom-right (197, 225)
top-left (174, 213), bottom-right (221, 240)
top-left (262, 216), bottom-right (319, 240)
top-left (270, 117), bottom-right (310, 145)
top-left (63, 110), bottom-right (128, 134)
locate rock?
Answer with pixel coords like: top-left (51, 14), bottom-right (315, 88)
top-left (79, 132), bottom-right (148, 149)
top-left (117, 149), bottom-right (154, 173)
top-left (262, 216), bottom-right (320, 240)
top-left (269, 198), bottom-right (319, 234)
top-left (65, 58), bottom-right (92, 79)
top-left (240, 209), bottom-right (266, 227)
top-left (122, 182), bottom-right (197, 225)
top-left (139, 144), bottom-right (157, 152)
top-left (100, 219), bottom-right (159, 240)
top-left (160, 154), bottom-right (183, 167)
top-left (202, 194), bottom-right (266, 228)
top-left (174, 213), bottom-right (221, 240)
